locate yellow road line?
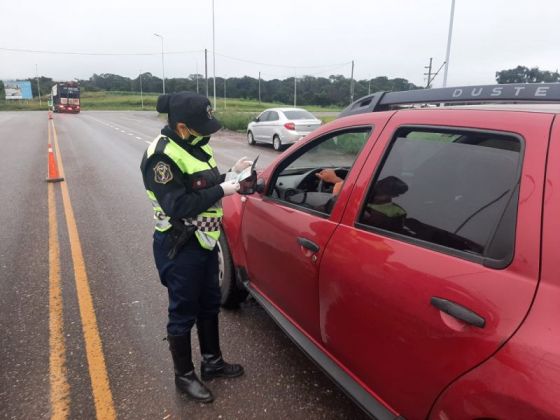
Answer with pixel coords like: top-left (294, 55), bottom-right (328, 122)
top-left (48, 122), bottom-right (71, 420)
top-left (50, 119), bottom-right (117, 420)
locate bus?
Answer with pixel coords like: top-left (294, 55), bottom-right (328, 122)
top-left (51, 82), bottom-right (80, 113)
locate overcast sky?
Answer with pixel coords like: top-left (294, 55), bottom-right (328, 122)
top-left (2, 0), bottom-right (559, 87)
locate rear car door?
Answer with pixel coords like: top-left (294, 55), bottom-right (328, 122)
top-left (240, 126), bottom-right (376, 341)
top-left (318, 109), bottom-right (552, 418)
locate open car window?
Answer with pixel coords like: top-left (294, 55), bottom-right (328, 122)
top-left (269, 127), bottom-right (372, 216)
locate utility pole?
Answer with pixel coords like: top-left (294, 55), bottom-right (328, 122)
top-left (139, 70), bottom-right (144, 110)
top-left (258, 71), bottom-right (261, 103)
top-left (424, 57), bottom-right (433, 88)
top-left (224, 76), bottom-right (227, 110)
top-left (368, 79), bottom-right (371, 95)
top-left (205, 49), bottom-right (208, 97)
top-left (443, 0), bottom-right (456, 87)
top-left (196, 62), bottom-right (199, 94)
top-left (35, 64), bottom-right (42, 106)
top-left (350, 60), bottom-right (355, 102)
top-left (153, 33), bottom-right (165, 94)
top-left (293, 70), bottom-right (297, 107)
top-left (212, 0), bottom-right (217, 109)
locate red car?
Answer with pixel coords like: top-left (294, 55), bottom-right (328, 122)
top-left (217, 84), bottom-right (560, 419)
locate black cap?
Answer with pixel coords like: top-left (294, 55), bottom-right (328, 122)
top-left (156, 92), bottom-right (221, 136)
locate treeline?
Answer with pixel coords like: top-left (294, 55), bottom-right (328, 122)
top-left (0, 73), bottom-right (418, 107)
top-left (79, 73), bottom-right (420, 106)
top-left (495, 66), bottom-right (560, 84)
top-left (1, 66), bottom-right (559, 106)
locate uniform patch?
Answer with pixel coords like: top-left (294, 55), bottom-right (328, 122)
top-left (153, 161), bottom-right (173, 184)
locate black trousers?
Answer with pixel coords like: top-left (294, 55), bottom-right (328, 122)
top-left (153, 230), bottom-right (221, 336)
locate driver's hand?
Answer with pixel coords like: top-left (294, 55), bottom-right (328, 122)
top-left (316, 169), bottom-right (343, 184)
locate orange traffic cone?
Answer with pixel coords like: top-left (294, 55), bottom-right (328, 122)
top-left (46, 144), bottom-right (64, 183)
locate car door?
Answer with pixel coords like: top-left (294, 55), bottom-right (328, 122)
top-left (252, 111), bottom-right (269, 141)
top-left (240, 126), bottom-right (375, 341)
top-left (318, 109), bottom-right (552, 418)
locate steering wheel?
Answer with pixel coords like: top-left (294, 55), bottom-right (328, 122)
top-left (315, 168), bottom-right (348, 193)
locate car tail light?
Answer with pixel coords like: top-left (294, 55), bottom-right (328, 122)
top-left (284, 122), bottom-right (296, 130)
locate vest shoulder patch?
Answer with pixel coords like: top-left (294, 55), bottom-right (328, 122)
top-left (153, 161), bottom-right (173, 184)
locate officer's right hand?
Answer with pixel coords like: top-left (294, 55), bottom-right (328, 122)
top-left (220, 180), bottom-right (240, 196)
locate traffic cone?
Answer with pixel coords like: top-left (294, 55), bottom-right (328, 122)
top-left (48, 110), bottom-right (53, 120)
top-left (46, 144), bottom-right (64, 183)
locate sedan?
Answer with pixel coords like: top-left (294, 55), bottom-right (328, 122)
top-left (247, 108), bottom-right (322, 151)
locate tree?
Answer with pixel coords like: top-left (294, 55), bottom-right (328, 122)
top-left (496, 66), bottom-right (560, 84)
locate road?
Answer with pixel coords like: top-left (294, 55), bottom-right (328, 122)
top-left (0, 111), bottom-right (368, 420)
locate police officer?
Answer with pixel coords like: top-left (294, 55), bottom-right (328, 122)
top-left (140, 92), bottom-right (250, 403)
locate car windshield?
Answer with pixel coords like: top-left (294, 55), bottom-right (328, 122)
top-left (283, 110), bottom-right (316, 120)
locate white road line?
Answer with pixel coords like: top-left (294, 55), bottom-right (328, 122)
top-left (135, 137), bottom-right (142, 140)
top-left (144, 141), bottom-right (151, 144)
top-left (127, 133), bottom-right (133, 136)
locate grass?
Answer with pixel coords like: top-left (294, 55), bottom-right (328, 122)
top-left (0, 91), bottom-right (340, 131)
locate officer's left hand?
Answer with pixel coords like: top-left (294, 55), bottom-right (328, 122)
top-left (232, 156), bottom-right (253, 174)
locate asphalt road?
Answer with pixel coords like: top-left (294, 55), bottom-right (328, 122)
top-left (0, 111), bottom-right (368, 420)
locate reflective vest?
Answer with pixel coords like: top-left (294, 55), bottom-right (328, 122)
top-left (141, 135), bottom-right (223, 250)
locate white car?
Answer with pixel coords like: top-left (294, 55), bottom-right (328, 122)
top-left (247, 108), bottom-right (322, 151)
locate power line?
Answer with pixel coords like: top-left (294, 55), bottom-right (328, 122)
top-left (0, 47), bottom-right (202, 56)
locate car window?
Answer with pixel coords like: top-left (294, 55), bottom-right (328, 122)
top-left (259, 111), bottom-right (270, 122)
top-left (269, 128), bottom-right (372, 215)
top-left (283, 110), bottom-right (315, 120)
top-left (358, 127), bottom-right (522, 263)
top-left (268, 111), bottom-right (279, 121)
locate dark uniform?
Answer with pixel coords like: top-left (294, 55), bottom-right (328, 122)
top-left (140, 92), bottom-right (244, 403)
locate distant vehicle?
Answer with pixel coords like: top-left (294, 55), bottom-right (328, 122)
top-left (247, 108), bottom-right (322, 151)
top-left (51, 82), bottom-right (80, 113)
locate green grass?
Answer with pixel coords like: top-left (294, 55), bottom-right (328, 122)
top-left (0, 91), bottom-right (339, 131)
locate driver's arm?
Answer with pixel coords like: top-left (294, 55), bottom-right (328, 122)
top-left (316, 169), bottom-right (344, 196)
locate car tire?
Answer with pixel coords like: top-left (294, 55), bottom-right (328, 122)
top-left (217, 233), bottom-right (248, 309)
top-left (247, 131), bottom-right (256, 145)
top-left (273, 135), bottom-right (282, 151)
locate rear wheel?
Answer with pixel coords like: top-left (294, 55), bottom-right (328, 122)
top-left (247, 131), bottom-right (256, 145)
top-left (217, 233), bottom-right (248, 309)
top-left (273, 135), bottom-right (282, 151)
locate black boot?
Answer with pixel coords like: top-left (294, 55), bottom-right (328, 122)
top-left (197, 316), bottom-right (244, 381)
top-left (167, 334), bottom-right (214, 403)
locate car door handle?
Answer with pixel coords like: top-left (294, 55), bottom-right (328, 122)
top-left (297, 237), bottom-right (320, 253)
top-left (430, 297), bottom-right (486, 328)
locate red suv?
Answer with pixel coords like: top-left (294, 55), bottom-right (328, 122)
top-left (217, 84), bottom-right (560, 419)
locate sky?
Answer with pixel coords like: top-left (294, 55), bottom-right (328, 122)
top-left (2, 0), bottom-right (559, 88)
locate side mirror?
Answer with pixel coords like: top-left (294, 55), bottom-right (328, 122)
top-left (256, 177), bottom-right (265, 194)
top-left (254, 117), bottom-right (260, 122)
top-left (238, 171), bottom-right (258, 195)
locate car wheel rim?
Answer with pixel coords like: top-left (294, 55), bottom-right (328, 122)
top-left (248, 133), bottom-right (253, 144)
top-left (274, 138), bottom-right (280, 149)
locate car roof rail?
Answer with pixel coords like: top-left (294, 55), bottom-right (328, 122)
top-left (338, 83), bottom-right (560, 118)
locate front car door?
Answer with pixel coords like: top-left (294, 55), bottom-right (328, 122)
top-left (318, 109), bottom-right (552, 418)
top-left (265, 110), bottom-right (280, 144)
top-left (252, 111), bottom-right (269, 141)
top-left (240, 126), bottom-right (375, 341)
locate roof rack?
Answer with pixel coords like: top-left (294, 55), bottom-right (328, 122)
top-left (338, 83), bottom-right (560, 118)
